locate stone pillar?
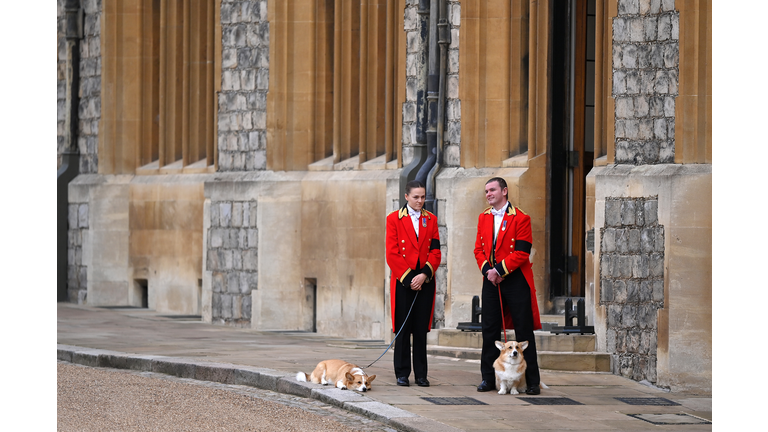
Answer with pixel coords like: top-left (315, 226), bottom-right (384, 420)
top-left (218, 0), bottom-right (269, 172)
top-left (612, 0), bottom-right (679, 164)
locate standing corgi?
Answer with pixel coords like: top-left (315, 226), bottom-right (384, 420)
top-left (296, 359), bottom-right (376, 392)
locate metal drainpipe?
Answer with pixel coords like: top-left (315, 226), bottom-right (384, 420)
top-left (57, 0), bottom-right (83, 302)
top-left (399, 0), bottom-right (431, 207)
top-left (425, 0), bottom-right (448, 217)
top-left (415, 0), bottom-right (439, 213)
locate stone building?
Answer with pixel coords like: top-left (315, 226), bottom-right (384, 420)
top-left (57, 0), bottom-right (711, 393)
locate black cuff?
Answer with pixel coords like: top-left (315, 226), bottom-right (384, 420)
top-left (401, 271), bottom-right (415, 288)
top-left (421, 265), bottom-right (433, 280)
top-left (481, 262), bottom-right (492, 276)
top-left (494, 262), bottom-right (506, 277)
top-left (430, 238), bottom-right (440, 250)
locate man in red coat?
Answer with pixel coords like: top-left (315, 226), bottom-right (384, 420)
top-left (386, 180), bottom-right (441, 387)
top-left (473, 177), bottom-right (543, 394)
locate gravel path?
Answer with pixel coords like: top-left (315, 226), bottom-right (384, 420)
top-left (58, 362), bottom-right (398, 432)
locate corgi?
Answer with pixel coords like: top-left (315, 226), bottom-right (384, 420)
top-left (296, 359), bottom-right (376, 392)
top-left (493, 340), bottom-right (548, 395)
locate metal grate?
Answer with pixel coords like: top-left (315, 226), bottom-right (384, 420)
top-left (517, 397), bottom-right (583, 406)
top-left (628, 413), bottom-right (711, 425)
top-left (421, 397), bottom-right (487, 406)
top-left (615, 397), bottom-right (680, 406)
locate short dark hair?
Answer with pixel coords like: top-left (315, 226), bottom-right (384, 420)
top-left (486, 177), bottom-right (508, 197)
top-left (405, 180), bottom-right (426, 195)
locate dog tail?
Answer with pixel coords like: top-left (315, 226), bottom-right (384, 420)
top-left (296, 372), bottom-right (308, 382)
top-left (540, 382), bottom-right (549, 389)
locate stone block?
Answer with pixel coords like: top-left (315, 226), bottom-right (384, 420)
top-left (256, 68), bottom-right (269, 90)
top-left (638, 280), bottom-right (651, 302)
top-left (657, 14), bottom-right (671, 40)
top-left (195, 363), bottom-right (237, 384)
top-left (616, 97), bottom-right (634, 119)
top-left (242, 249), bottom-right (258, 271)
top-left (639, 119), bottom-right (653, 140)
top-left (650, 253), bottom-right (664, 277)
top-left (612, 43), bottom-right (623, 68)
top-left (663, 43), bottom-right (679, 68)
top-left (628, 228), bottom-right (641, 251)
top-left (605, 199), bottom-right (622, 227)
top-left (627, 279), bottom-right (640, 302)
top-left (616, 228), bottom-right (629, 253)
top-left (653, 118), bottom-right (667, 140)
top-left (443, 144), bottom-right (460, 167)
top-left (242, 295), bottom-right (252, 319)
top-left (626, 71), bottom-right (640, 94)
top-left (602, 228), bottom-right (616, 252)
top-left (615, 140), bottom-right (633, 163)
top-left (600, 254), bottom-right (613, 277)
top-left (613, 17), bottom-right (629, 43)
top-left (644, 200), bottom-right (658, 225)
top-left (621, 43), bottom-right (637, 69)
top-left (233, 250), bottom-right (243, 270)
top-left (664, 96), bottom-right (675, 117)
top-left (650, 0), bottom-right (662, 13)
top-left (634, 96), bottom-right (649, 117)
top-left (601, 278), bottom-right (614, 302)
top-left (404, 6), bottom-right (418, 30)
top-left (630, 17), bottom-right (644, 42)
top-left (449, 3), bottom-right (461, 27)
top-left (623, 304), bottom-right (637, 328)
top-left (652, 279), bottom-right (664, 302)
top-left (613, 70), bottom-right (626, 95)
top-left (671, 13), bottom-right (679, 40)
top-left (653, 70), bottom-right (668, 94)
top-left (638, 70), bottom-right (654, 94)
top-left (608, 304), bottom-right (623, 327)
top-left (619, 0), bottom-right (640, 15)
top-left (221, 294), bottom-right (233, 319)
top-left (621, 200), bottom-right (636, 226)
top-left (667, 69), bottom-right (678, 95)
top-left (659, 139), bottom-right (674, 163)
top-left (662, 0), bottom-right (675, 12)
top-left (212, 272), bottom-right (225, 293)
top-left (448, 49), bottom-right (459, 74)
top-left (614, 120), bottom-right (626, 139)
top-left (619, 255), bottom-right (633, 278)
top-left (78, 204), bottom-right (89, 228)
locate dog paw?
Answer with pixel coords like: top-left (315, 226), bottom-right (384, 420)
top-left (510, 388), bottom-right (519, 395)
top-left (498, 389), bottom-right (506, 395)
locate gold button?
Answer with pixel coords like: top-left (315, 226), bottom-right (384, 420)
top-left (402, 247), bottom-right (405, 250)
top-left (403, 255), bottom-right (406, 257)
top-left (402, 240), bottom-right (405, 243)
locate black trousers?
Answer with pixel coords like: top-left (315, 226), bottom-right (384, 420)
top-left (393, 279), bottom-right (435, 379)
top-left (480, 269), bottom-right (540, 387)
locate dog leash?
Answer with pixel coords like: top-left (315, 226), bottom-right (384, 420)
top-left (361, 291), bottom-right (419, 369)
top-left (497, 282), bottom-right (507, 343)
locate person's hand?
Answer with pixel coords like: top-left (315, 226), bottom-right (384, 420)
top-left (411, 273), bottom-right (427, 291)
top-left (486, 268), bottom-right (502, 285)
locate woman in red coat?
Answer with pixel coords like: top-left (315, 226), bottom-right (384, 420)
top-left (386, 180), bottom-right (441, 387)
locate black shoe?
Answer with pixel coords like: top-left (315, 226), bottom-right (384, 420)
top-left (415, 377), bottom-right (430, 387)
top-left (396, 377), bottom-right (410, 387)
top-left (477, 380), bottom-right (496, 392)
top-left (525, 386), bottom-right (541, 395)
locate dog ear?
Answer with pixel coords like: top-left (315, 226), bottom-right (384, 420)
top-left (519, 340), bottom-right (528, 350)
top-left (346, 372), bottom-right (355, 381)
top-left (367, 375), bottom-right (376, 383)
top-left (495, 340), bottom-right (505, 351)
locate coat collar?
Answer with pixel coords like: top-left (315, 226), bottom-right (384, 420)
top-left (398, 204), bottom-right (432, 220)
top-left (483, 202), bottom-right (517, 216)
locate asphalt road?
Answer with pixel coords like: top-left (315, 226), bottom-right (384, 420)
top-left (57, 361), bottom-right (399, 432)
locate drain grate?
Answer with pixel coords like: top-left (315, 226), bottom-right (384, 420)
top-left (616, 397), bottom-right (680, 406)
top-left (421, 397), bottom-right (487, 406)
top-left (628, 413), bottom-right (711, 425)
top-left (517, 397), bottom-right (583, 406)
top-left (158, 315), bottom-right (202, 320)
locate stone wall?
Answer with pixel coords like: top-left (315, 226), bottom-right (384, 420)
top-left (78, 0), bottom-right (102, 174)
top-left (218, 0), bottom-right (269, 172)
top-left (206, 201), bottom-right (258, 325)
top-left (67, 202), bottom-right (89, 304)
top-left (599, 196), bottom-right (664, 383)
top-left (57, 0), bottom-right (67, 168)
top-left (444, 1), bottom-right (461, 167)
top-left (401, 0), bottom-right (422, 166)
top-left (612, 0), bottom-right (679, 164)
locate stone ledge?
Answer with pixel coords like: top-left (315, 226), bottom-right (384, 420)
top-left (57, 344), bottom-right (441, 431)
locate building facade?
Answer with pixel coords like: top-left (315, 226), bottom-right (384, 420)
top-left (58, 0), bottom-right (711, 393)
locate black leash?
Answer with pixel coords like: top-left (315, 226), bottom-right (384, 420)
top-left (361, 291), bottom-right (419, 369)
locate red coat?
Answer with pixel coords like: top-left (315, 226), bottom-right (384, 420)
top-left (473, 203), bottom-right (542, 331)
top-left (386, 205), bottom-right (441, 332)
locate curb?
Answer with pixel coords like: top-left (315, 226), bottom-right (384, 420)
top-left (57, 344), bottom-right (463, 432)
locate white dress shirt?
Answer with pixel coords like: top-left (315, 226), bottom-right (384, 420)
top-left (407, 205), bottom-right (420, 238)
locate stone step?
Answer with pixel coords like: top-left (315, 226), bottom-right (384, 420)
top-left (426, 345), bottom-right (611, 373)
top-left (433, 329), bottom-right (596, 352)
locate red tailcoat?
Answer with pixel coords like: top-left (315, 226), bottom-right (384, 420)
top-left (386, 205), bottom-right (441, 332)
top-left (473, 203), bottom-right (542, 331)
